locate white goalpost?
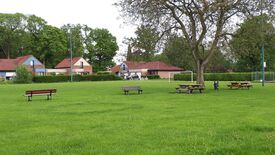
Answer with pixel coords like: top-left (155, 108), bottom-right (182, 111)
top-left (168, 70), bottom-right (193, 83)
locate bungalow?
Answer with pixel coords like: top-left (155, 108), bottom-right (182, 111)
top-left (53, 57), bottom-right (92, 75)
top-left (111, 61), bottom-right (184, 79)
top-left (0, 55), bottom-right (46, 79)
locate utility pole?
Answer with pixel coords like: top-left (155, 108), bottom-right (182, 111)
top-left (70, 29), bottom-right (73, 82)
top-left (261, 0), bottom-right (265, 86)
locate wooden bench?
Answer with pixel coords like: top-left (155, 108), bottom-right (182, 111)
top-left (122, 86), bottom-right (143, 95)
top-left (25, 89), bottom-right (57, 101)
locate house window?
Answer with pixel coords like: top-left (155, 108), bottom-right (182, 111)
top-left (30, 60), bottom-right (34, 67)
top-left (80, 61), bottom-right (84, 69)
top-left (149, 71), bottom-right (158, 75)
top-left (122, 64), bottom-right (126, 71)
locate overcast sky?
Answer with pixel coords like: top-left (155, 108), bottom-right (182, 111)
top-left (0, 0), bottom-right (136, 62)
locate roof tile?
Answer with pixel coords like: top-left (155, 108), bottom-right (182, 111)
top-left (55, 57), bottom-right (81, 68)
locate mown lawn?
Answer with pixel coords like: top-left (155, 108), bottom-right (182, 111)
top-left (0, 80), bottom-right (275, 154)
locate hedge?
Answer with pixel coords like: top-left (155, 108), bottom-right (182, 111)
top-left (33, 74), bottom-right (122, 83)
top-left (174, 72), bottom-right (253, 81)
top-left (142, 75), bottom-right (160, 80)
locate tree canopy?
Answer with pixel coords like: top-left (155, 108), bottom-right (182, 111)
top-left (117, 0), bottom-right (275, 84)
top-left (83, 28), bottom-right (119, 72)
top-left (230, 15), bottom-right (275, 72)
top-left (0, 13), bottom-right (119, 72)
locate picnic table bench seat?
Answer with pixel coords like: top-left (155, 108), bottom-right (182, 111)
top-left (176, 87), bottom-right (191, 94)
top-left (227, 81), bottom-right (253, 89)
top-left (25, 89), bottom-right (57, 101)
top-left (176, 84), bottom-right (204, 94)
top-left (122, 86), bottom-right (143, 95)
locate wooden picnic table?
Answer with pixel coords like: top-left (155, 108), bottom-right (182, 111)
top-left (227, 81), bottom-right (253, 89)
top-left (176, 84), bottom-right (204, 94)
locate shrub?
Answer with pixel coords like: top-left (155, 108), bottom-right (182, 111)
top-left (33, 74), bottom-right (122, 83)
top-left (13, 66), bottom-right (33, 83)
top-left (81, 74), bottom-right (122, 81)
top-left (144, 75), bottom-right (160, 80)
top-left (174, 74), bottom-right (194, 81)
top-left (50, 72), bottom-right (56, 76)
top-left (174, 72), bottom-right (252, 81)
top-left (97, 71), bottom-right (114, 75)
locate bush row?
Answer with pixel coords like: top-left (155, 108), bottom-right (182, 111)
top-left (145, 75), bottom-right (160, 80)
top-left (33, 74), bottom-right (122, 83)
top-left (174, 72), bottom-right (254, 81)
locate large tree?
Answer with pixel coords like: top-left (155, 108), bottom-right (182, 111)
top-left (117, 0), bottom-right (275, 84)
top-left (162, 35), bottom-right (194, 70)
top-left (230, 15), bottom-right (275, 72)
top-left (0, 13), bottom-right (30, 58)
top-left (83, 27), bottom-right (119, 72)
top-left (36, 25), bottom-right (67, 68)
top-left (61, 24), bottom-right (85, 57)
top-left (124, 25), bottom-right (162, 61)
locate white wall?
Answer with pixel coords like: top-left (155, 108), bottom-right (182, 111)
top-left (74, 58), bottom-right (90, 66)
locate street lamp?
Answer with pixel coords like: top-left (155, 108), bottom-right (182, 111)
top-left (261, 0), bottom-right (265, 86)
top-left (70, 29), bottom-right (73, 82)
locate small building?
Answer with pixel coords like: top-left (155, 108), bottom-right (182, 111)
top-left (111, 61), bottom-right (184, 79)
top-left (0, 55), bottom-right (46, 79)
top-left (54, 57), bottom-right (92, 75)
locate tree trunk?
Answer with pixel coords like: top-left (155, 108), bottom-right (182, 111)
top-left (196, 61), bottom-right (205, 85)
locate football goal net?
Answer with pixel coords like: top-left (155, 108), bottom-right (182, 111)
top-left (168, 70), bottom-right (194, 83)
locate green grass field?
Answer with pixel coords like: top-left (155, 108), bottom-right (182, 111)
top-left (1, 80), bottom-right (275, 154)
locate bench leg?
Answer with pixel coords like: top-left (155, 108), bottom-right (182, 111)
top-left (47, 95), bottom-right (50, 100)
top-left (28, 96), bottom-right (31, 101)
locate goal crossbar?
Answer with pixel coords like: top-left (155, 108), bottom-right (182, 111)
top-left (168, 70), bottom-right (193, 83)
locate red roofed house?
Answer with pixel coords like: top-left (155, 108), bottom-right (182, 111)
top-left (111, 61), bottom-right (184, 79)
top-left (0, 55), bottom-right (46, 79)
top-left (53, 57), bottom-right (92, 75)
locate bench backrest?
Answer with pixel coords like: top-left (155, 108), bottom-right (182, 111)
top-left (25, 89), bottom-right (57, 95)
top-left (122, 86), bottom-right (141, 91)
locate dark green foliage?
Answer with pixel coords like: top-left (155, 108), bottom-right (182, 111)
top-left (174, 73), bottom-right (253, 81)
top-left (162, 35), bottom-right (194, 70)
top-left (0, 13), bottom-right (119, 72)
top-left (127, 25), bottom-right (161, 61)
top-left (81, 74), bottom-right (122, 81)
top-left (83, 27), bottom-right (118, 72)
top-left (13, 66), bottom-right (32, 83)
top-left (143, 75), bottom-right (160, 79)
top-left (0, 13), bottom-right (31, 58)
top-left (35, 25), bottom-right (67, 68)
top-left (33, 74), bottom-right (122, 83)
top-left (61, 24), bottom-right (84, 57)
top-left (230, 15), bottom-right (275, 72)
top-left (32, 75), bottom-right (81, 83)
top-left (96, 71), bottom-right (114, 75)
